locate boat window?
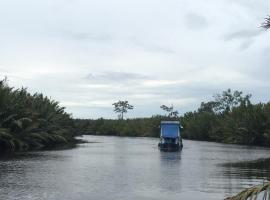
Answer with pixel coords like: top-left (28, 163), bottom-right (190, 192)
top-left (161, 124), bottom-right (179, 138)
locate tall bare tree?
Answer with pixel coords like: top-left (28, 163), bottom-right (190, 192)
top-left (160, 104), bottom-right (179, 118)
top-left (112, 100), bottom-right (134, 119)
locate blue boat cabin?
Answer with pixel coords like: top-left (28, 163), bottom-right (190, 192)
top-left (158, 121), bottom-right (183, 151)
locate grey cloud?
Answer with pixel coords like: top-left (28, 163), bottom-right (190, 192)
top-left (65, 31), bottom-right (114, 41)
top-left (144, 82), bottom-right (222, 100)
top-left (128, 36), bottom-right (176, 54)
top-left (262, 46), bottom-right (270, 56)
top-left (239, 39), bottom-right (254, 50)
top-left (0, 67), bottom-right (8, 73)
top-left (1, 0), bottom-right (270, 119)
top-left (85, 71), bottom-right (148, 84)
top-left (224, 30), bottom-right (261, 41)
top-left (137, 43), bottom-right (176, 54)
top-left (224, 29), bottom-right (263, 50)
top-left (249, 54), bottom-right (270, 82)
top-left (185, 13), bottom-right (208, 30)
top-left (65, 31), bottom-right (176, 54)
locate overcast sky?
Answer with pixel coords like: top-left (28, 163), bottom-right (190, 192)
top-left (0, 0), bottom-right (270, 119)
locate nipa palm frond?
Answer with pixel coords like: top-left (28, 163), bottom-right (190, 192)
top-left (262, 16), bottom-right (270, 29)
top-left (225, 182), bottom-right (270, 200)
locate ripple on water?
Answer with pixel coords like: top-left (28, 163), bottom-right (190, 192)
top-left (0, 135), bottom-right (270, 200)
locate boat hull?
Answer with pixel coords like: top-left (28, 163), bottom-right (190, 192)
top-left (158, 143), bottom-right (182, 152)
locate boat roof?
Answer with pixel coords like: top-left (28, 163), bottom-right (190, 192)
top-left (160, 121), bottom-right (180, 124)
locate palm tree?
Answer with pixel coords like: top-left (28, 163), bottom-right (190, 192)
top-left (0, 78), bottom-right (76, 152)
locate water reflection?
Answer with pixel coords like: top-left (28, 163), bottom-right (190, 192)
top-left (221, 158), bottom-right (270, 182)
top-left (158, 152), bottom-right (182, 194)
top-left (159, 151), bottom-right (182, 161)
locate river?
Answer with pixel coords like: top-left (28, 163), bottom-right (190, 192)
top-left (1, 135), bottom-right (270, 200)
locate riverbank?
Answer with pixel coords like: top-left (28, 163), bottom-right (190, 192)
top-left (0, 138), bottom-right (88, 157)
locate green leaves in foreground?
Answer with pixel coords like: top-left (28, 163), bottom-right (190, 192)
top-left (0, 78), bottom-right (76, 152)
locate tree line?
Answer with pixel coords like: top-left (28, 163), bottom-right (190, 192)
top-left (180, 89), bottom-right (270, 146)
top-left (74, 100), bottom-right (180, 138)
top-left (75, 89), bottom-right (270, 147)
top-left (2, 82), bottom-right (269, 152)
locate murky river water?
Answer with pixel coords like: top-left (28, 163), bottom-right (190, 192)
top-left (1, 135), bottom-right (270, 200)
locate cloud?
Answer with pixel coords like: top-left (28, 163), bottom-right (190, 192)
top-left (224, 30), bottom-right (261, 41)
top-left (224, 29), bottom-right (263, 50)
top-left (131, 40), bottom-right (176, 54)
top-left (142, 79), bottom-right (187, 87)
top-left (185, 13), bottom-right (208, 30)
top-left (61, 100), bottom-right (113, 108)
top-left (239, 39), bottom-right (254, 50)
top-left (140, 43), bottom-right (175, 54)
top-left (66, 32), bottom-right (114, 41)
top-left (1, 0), bottom-right (270, 118)
top-left (84, 71), bottom-right (148, 84)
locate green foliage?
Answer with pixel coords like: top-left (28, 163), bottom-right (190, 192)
top-left (74, 115), bottom-right (164, 138)
top-left (180, 89), bottom-right (270, 146)
top-left (0, 79), bottom-right (77, 153)
top-left (213, 89), bottom-right (251, 113)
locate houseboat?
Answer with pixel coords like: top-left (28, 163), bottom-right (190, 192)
top-left (158, 121), bottom-right (183, 152)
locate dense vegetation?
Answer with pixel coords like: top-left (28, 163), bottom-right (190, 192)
top-left (74, 116), bottom-right (162, 138)
top-left (2, 75), bottom-right (270, 152)
top-left (181, 89), bottom-right (270, 146)
top-left (0, 79), bottom-right (78, 153)
top-left (75, 89), bottom-right (270, 147)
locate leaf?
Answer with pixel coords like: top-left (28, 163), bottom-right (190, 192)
top-left (2, 114), bottom-right (17, 124)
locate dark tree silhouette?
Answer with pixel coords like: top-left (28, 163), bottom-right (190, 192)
top-left (112, 100), bottom-right (134, 119)
top-left (262, 16), bottom-right (270, 29)
top-left (213, 89), bottom-right (251, 113)
top-left (160, 104), bottom-right (179, 118)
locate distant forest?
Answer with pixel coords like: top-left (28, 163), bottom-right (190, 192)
top-left (75, 89), bottom-right (270, 147)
